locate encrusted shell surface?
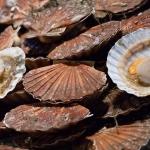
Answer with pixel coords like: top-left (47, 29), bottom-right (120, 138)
top-left (107, 28), bottom-right (150, 97)
top-left (94, 0), bottom-right (148, 18)
top-left (73, 119), bottom-right (150, 150)
top-left (47, 21), bottom-right (121, 60)
top-left (23, 63), bottom-right (107, 104)
top-left (0, 47), bottom-right (25, 98)
top-left (4, 103), bottom-right (91, 133)
top-left (23, 2), bottom-right (92, 38)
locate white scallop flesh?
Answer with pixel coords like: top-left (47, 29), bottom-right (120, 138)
top-left (137, 58), bottom-right (150, 85)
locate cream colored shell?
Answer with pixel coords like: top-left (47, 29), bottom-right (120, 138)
top-left (107, 28), bottom-right (150, 97)
top-left (0, 47), bottom-right (26, 98)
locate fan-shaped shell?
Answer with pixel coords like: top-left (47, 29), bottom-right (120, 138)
top-left (23, 2), bottom-right (92, 38)
top-left (4, 103), bottom-right (91, 133)
top-left (74, 119), bottom-right (150, 150)
top-left (23, 63), bottom-right (107, 104)
top-left (0, 26), bottom-right (20, 50)
top-left (121, 8), bottom-right (150, 35)
top-left (107, 28), bottom-right (150, 97)
top-left (47, 21), bottom-right (121, 60)
top-left (94, 0), bottom-right (148, 18)
top-left (0, 47), bottom-right (25, 98)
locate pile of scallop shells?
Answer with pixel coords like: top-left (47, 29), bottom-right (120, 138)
top-left (1, 0), bottom-right (150, 149)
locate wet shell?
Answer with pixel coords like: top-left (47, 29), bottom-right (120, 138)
top-left (4, 103), bottom-right (91, 133)
top-left (93, 0), bottom-right (148, 18)
top-left (102, 88), bottom-right (150, 118)
top-left (23, 2), bottom-right (92, 39)
top-left (0, 26), bottom-right (20, 50)
top-left (73, 119), bottom-right (150, 150)
top-left (23, 63), bottom-right (107, 104)
top-left (107, 28), bottom-right (150, 97)
top-left (13, 122), bottom-right (86, 149)
top-left (47, 21), bottom-right (121, 60)
top-left (0, 0), bottom-right (49, 27)
top-left (121, 8), bottom-right (150, 35)
top-left (0, 47), bottom-right (25, 98)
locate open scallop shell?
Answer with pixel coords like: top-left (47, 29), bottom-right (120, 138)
top-left (107, 28), bottom-right (150, 97)
top-left (73, 118), bottom-right (150, 150)
top-left (23, 62), bottom-right (107, 104)
top-left (0, 47), bottom-right (26, 98)
top-left (3, 103), bottom-right (91, 133)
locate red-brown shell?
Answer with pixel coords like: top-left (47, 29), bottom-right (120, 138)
top-left (23, 63), bottom-right (107, 104)
top-left (0, 0), bottom-right (49, 26)
top-left (0, 26), bottom-right (19, 50)
top-left (94, 0), bottom-right (148, 15)
top-left (4, 103), bottom-right (91, 133)
top-left (121, 8), bottom-right (150, 35)
top-left (47, 21), bottom-right (121, 60)
top-left (74, 119), bottom-right (150, 150)
top-left (23, 2), bottom-right (92, 37)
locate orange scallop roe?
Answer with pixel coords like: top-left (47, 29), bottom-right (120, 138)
top-left (129, 58), bottom-right (146, 74)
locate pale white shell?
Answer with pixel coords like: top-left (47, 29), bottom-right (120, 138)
top-left (107, 28), bottom-right (150, 97)
top-left (0, 47), bottom-right (26, 98)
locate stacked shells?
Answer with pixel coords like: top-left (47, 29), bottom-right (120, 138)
top-left (1, 0), bottom-right (150, 149)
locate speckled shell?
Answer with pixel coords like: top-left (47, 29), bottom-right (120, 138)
top-left (23, 63), bottom-right (107, 104)
top-left (0, 47), bottom-right (25, 98)
top-left (94, 0), bottom-right (148, 18)
top-left (0, 0), bottom-right (49, 27)
top-left (107, 28), bottom-right (150, 97)
top-left (4, 103), bottom-right (91, 133)
top-left (0, 26), bottom-right (20, 50)
top-left (47, 21), bottom-right (121, 60)
top-left (74, 119), bottom-right (150, 150)
top-left (23, 2), bottom-right (92, 38)
top-left (121, 8), bottom-right (150, 35)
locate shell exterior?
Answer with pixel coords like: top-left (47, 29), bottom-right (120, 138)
top-left (47, 21), bottom-right (121, 60)
top-left (23, 1), bottom-right (92, 38)
top-left (23, 63), bottom-right (107, 104)
top-left (0, 0), bottom-right (49, 27)
top-left (0, 47), bottom-right (26, 98)
top-left (4, 103), bottom-right (91, 133)
top-left (107, 28), bottom-right (150, 97)
top-left (121, 8), bottom-right (150, 35)
top-left (73, 119), bottom-right (150, 150)
top-left (102, 88), bottom-right (150, 118)
top-left (14, 122), bottom-right (86, 149)
top-left (0, 26), bottom-right (20, 50)
top-left (94, 0), bottom-right (148, 17)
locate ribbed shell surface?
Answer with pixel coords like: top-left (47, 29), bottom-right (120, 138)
top-left (47, 21), bottom-right (121, 60)
top-left (4, 103), bottom-right (91, 133)
top-left (75, 119), bottom-right (150, 150)
top-left (23, 63), bottom-right (107, 104)
top-left (94, 0), bottom-right (148, 14)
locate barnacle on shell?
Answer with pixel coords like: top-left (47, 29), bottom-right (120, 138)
top-left (0, 47), bottom-right (25, 98)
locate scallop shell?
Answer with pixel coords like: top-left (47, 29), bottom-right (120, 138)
top-left (47, 21), bottom-right (121, 60)
top-left (4, 103), bottom-right (91, 133)
top-left (23, 2), bottom-right (92, 39)
top-left (107, 28), bottom-right (150, 97)
top-left (0, 47), bottom-right (25, 98)
top-left (121, 8), bottom-right (150, 35)
top-left (23, 63), bottom-right (107, 104)
top-left (94, 0), bottom-right (148, 18)
top-left (0, 26), bottom-right (20, 50)
top-left (73, 119), bottom-right (150, 150)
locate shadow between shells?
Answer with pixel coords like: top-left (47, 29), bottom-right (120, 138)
top-left (1, 0), bottom-right (150, 150)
